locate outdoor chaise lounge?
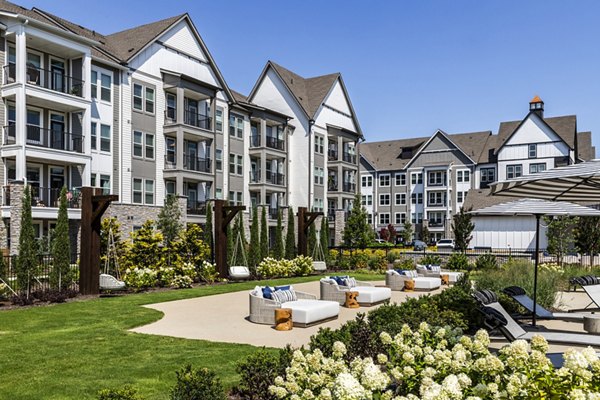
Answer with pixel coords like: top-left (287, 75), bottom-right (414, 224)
top-left (569, 276), bottom-right (600, 312)
top-left (416, 264), bottom-right (463, 284)
top-left (502, 286), bottom-right (588, 322)
top-left (320, 277), bottom-right (391, 306)
top-left (249, 286), bottom-right (339, 327)
top-left (474, 289), bottom-right (600, 347)
top-left (385, 270), bottom-right (441, 291)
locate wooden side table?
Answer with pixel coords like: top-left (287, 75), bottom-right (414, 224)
top-left (441, 274), bottom-right (449, 286)
top-left (403, 279), bottom-right (415, 292)
top-left (345, 291), bottom-right (360, 308)
top-left (274, 308), bottom-right (293, 331)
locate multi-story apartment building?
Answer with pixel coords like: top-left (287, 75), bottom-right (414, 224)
top-left (0, 1), bottom-right (363, 252)
top-left (360, 97), bottom-right (595, 243)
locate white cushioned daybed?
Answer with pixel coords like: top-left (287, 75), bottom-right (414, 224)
top-left (249, 285), bottom-right (339, 327)
top-left (320, 276), bottom-right (391, 306)
top-left (386, 270), bottom-right (441, 291)
top-left (416, 264), bottom-right (463, 284)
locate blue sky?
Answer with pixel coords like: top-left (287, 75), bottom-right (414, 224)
top-left (17, 0), bottom-right (600, 151)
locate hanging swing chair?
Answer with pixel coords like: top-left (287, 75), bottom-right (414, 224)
top-left (99, 227), bottom-right (126, 291)
top-left (229, 229), bottom-right (250, 280)
top-left (312, 230), bottom-right (327, 272)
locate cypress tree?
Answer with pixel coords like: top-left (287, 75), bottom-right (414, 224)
top-left (272, 209), bottom-right (284, 259)
top-left (308, 222), bottom-right (317, 258)
top-left (260, 206), bottom-right (269, 261)
top-left (226, 219), bottom-right (234, 266)
top-left (205, 201), bottom-right (213, 259)
top-left (320, 217), bottom-right (330, 263)
top-left (50, 187), bottom-right (72, 290)
top-left (285, 207), bottom-right (296, 259)
top-left (248, 207), bottom-right (260, 270)
top-left (342, 192), bottom-right (374, 248)
top-left (16, 185), bottom-right (37, 296)
top-left (157, 194), bottom-right (182, 246)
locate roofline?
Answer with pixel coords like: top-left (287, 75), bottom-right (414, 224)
top-left (403, 129), bottom-right (476, 169)
top-left (0, 11), bottom-right (101, 47)
top-left (235, 101), bottom-right (292, 120)
top-left (359, 154), bottom-right (377, 170)
top-left (92, 54), bottom-right (128, 70)
top-left (335, 74), bottom-right (364, 139)
top-left (120, 14), bottom-right (187, 62)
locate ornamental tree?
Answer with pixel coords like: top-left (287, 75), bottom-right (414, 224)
top-left (16, 185), bottom-right (38, 296)
top-left (320, 217), bottom-right (330, 263)
top-left (400, 221), bottom-right (413, 245)
top-left (285, 207), bottom-right (296, 259)
top-left (575, 216), bottom-right (600, 256)
top-left (248, 207), bottom-right (260, 269)
top-left (272, 209), bottom-right (284, 259)
top-left (50, 186), bottom-right (72, 290)
top-left (260, 206), bottom-right (269, 261)
top-left (342, 192), bottom-right (373, 248)
top-left (157, 194), bottom-right (182, 247)
top-left (545, 215), bottom-right (578, 265)
top-left (452, 206), bottom-right (474, 252)
top-left (204, 201), bottom-right (213, 259)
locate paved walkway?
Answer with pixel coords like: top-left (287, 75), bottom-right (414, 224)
top-left (130, 282), bottom-right (599, 351)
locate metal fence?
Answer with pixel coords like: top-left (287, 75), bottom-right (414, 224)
top-left (0, 254), bottom-right (79, 296)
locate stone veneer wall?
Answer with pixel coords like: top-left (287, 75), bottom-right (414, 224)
top-left (104, 203), bottom-right (162, 240)
top-left (334, 210), bottom-right (346, 246)
top-left (9, 182), bottom-right (24, 255)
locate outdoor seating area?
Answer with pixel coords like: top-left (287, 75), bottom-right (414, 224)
top-left (319, 276), bottom-right (392, 306)
top-left (385, 269), bottom-right (442, 291)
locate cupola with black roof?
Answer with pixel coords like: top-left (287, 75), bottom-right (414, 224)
top-left (529, 95), bottom-right (544, 118)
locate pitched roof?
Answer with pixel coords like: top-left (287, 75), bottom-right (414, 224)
top-left (230, 89), bottom-right (248, 104)
top-left (496, 115), bottom-right (577, 152)
top-left (463, 188), bottom-right (523, 211)
top-left (106, 14), bottom-right (186, 61)
top-left (0, 0), bottom-right (55, 25)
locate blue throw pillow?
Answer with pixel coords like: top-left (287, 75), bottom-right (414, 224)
top-left (262, 286), bottom-right (274, 299)
top-left (394, 269), bottom-right (404, 274)
top-left (331, 275), bottom-right (348, 285)
top-left (275, 285), bottom-right (291, 291)
top-left (425, 265), bottom-right (432, 271)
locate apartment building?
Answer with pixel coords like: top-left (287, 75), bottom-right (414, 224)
top-left (0, 1), bottom-right (363, 252)
top-left (360, 97), bottom-right (596, 243)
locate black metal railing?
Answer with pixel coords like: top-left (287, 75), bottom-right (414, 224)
top-left (164, 154), bottom-right (176, 169)
top-left (250, 135), bottom-right (261, 147)
top-left (30, 186), bottom-right (81, 208)
top-left (328, 149), bottom-right (338, 161)
top-left (4, 125), bottom-right (83, 153)
top-left (328, 182), bottom-right (338, 191)
top-left (184, 110), bottom-right (212, 130)
top-left (342, 151), bottom-right (356, 164)
top-left (427, 181), bottom-right (447, 187)
top-left (265, 136), bottom-right (285, 151)
top-left (427, 202), bottom-right (447, 207)
top-left (164, 108), bottom-right (177, 123)
top-left (428, 221), bottom-right (444, 227)
top-left (249, 170), bottom-right (261, 183)
top-left (328, 209), bottom-right (336, 221)
top-left (4, 64), bottom-right (84, 97)
top-left (268, 207), bottom-right (280, 220)
top-left (342, 182), bottom-right (356, 193)
top-left (265, 171), bottom-right (285, 186)
top-left (187, 201), bottom-right (207, 215)
top-left (183, 154), bottom-right (211, 173)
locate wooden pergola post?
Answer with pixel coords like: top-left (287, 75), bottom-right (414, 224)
top-left (214, 200), bottom-right (245, 278)
top-left (79, 187), bottom-right (118, 295)
top-left (297, 207), bottom-right (323, 256)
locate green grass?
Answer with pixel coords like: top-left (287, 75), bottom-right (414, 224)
top-left (0, 273), bottom-right (383, 399)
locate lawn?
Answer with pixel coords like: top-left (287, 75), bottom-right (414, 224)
top-left (0, 273), bottom-right (383, 399)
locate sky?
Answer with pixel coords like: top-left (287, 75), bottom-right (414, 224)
top-left (15, 0), bottom-right (600, 152)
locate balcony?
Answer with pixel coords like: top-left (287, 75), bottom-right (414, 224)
top-left (164, 109), bottom-right (212, 131)
top-left (30, 186), bottom-right (81, 208)
top-left (428, 221), bottom-right (444, 227)
top-left (164, 154), bottom-right (176, 169)
top-left (269, 207), bottom-right (281, 220)
top-left (328, 149), bottom-right (338, 161)
top-left (4, 64), bottom-right (84, 97)
top-left (183, 155), bottom-right (211, 173)
top-left (187, 201), bottom-right (207, 215)
top-left (265, 136), bottom-right (285, 151)
top-left (427, 202), bottom-right (447, 208)
top-left (250, 170), bottom-right (261, 183)
top-left (342, 152), bottom-right (356, 164)
top-left (265, 171), bottom-right (285, 186)
top-left (250, 135), bottom-right (261, 147)
top-left (328, 209), bottom-right (336, 221)
top-left (342, 182), bottom-right (356, 193)
top-left (328, 182), bottom-right (338, 191)
top-left (4, 125), bottom-right (83, 153)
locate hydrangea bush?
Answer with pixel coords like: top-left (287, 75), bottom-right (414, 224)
top-left (269, 323), bottom-right (600, 399)
top-left (123, 267), bottom-right (158, 290)
top-left (257, 256), bottom-right (314, 278)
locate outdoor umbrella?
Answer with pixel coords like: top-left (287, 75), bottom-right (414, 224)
top-left (470, 198), bottom-right (600, 326)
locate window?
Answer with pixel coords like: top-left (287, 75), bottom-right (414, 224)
top-left (229, 191), bottom-right (243, 206)
top-left (314, 166), bottom-right (324, 185)
top-left (91, 122), bottom-right (97, 150)
top-left (379, 193), bottom-right (390, 206)
top-left (411, 213), bottom-right (423, 224)
top-left (100, 124), bottom-right (111, 152)
top-left (165, 181), bottom-right (176, 195)
top-left (145, 133), bottom-right (154, 159)
top-left (145, 87), bottom-right (155, 114)
top-left (367, 213), bottom-right (372, 224)
top-left (314, 136), bottom-right (324, 154)
top-left (216, 149), bottom-right (222, 171)
top-left (428, 192), bottom-right (445, 206)
top-left (361, 175), bottom-right (372, 187)
top-left (528, 144), bottom-right (537, 158)
top-left (379, 174), bottom-right (390, 187)
top-left (100, 174), bottom-right (110, 194)
top-left (411, 193), bottom-right (423, 204)
top-left (229, 154), bottom-right (243, 175)
top-left (463, 171), bottom-right (470, 182)
top-left (133, 178), bottom-right (143, 204)
top-left (395, 193), bottom-right (406, 205)
top-left (395, 173), bottom-right (406, 186)
top-left (395, 212), bottom-right (406, 224)
top-left (215, 188), bottom-right (222, 199)
top-left (411, 172), bottom-right (423, 185)
top-left (133, 131), bottom-right (143, 157)
top-left (166, 93), bottom-right (176, 121)
top-left (91, 71), bottom-right (97, 99)
top-left (215, 107), bottom-right (223, 132)
top-left (133, 84), bottom-right (143, 110)
top-left (145, 180), bottom-right (154, 204)
top-left (91, 173), bottom-right (96, 187)
top-left (428, 171), bottom-right (445, 186)
top-left (480, 167), bottom-right (496, 188)
top-left (529, 163), bottom-right (546, 174)
top-left (379, 213), bottom-right (390, 225)
top-left (229, 114), bottom-right (244, 138)
top-left (457, 192), bottom-right (463, 203)
top-left (507, 164), bottom-right (522, 179)
top-left (361, 195), bottom-right (372, 206)
top-left (100, 73), bottom-right (111, 102)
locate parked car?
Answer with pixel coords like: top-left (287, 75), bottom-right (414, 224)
top-left (413, 240), bottom-right (426, 251)
top-left (436, 239), bottom-right (455, 250)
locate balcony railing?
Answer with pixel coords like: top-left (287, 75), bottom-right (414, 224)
top-left (250, 135), bottom-right (261, 147)
top-left (428, 221), bottom-right (444, 227)
top-left (328, 182), bottom-right (338, 191)
top-left (183, 154), bottom-right (211, 173)
top-left (4, 64), bottom-right (84, 97)
top-left (269, 207), bottom-right (281, 220)
top-left (250, 170), bottom-right (261, 183)
top-left (265, 171), bottom-right (285, 186)
top-left (342, 182), bottom-right (356, 193)
top-left (328, 149), bottom-right (338, 161)
top-left (427, 202), bottom-right (447, 207)
top-left (427, 180), bottom-right (447, 187)
top-left (4, 125), bottom-right (83, 153)
top-left (187, 201), bottom-right (207, 215)
top-left (184, 110), bottom-right (212, 130)
top-left (30, 186), bottom-right (81, 208)
top-left (265, 136), bottom-right (285, 151)
top-left (342, 152), bottom-right (356, 164)
top-left (164, 154), bottom-right (176, 169)
top-left (164, 108), bottom-right (176, 123)
top-left (328, 209), bottom-right (336, 221)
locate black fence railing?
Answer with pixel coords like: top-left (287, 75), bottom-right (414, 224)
top-left (265, 136), bottom-right (285, 151)
top-left (265, 171), bottom-right (285, 186)
top-left (328, 149), bottom-right (338, 161)
top-left (268, 207), bottom-right (281, 220)
top-left (4, 125), bottom-right (84, 153)
top-left (183, 154), bottom-right (211, 173)
top-left (342, 182), bottom-right (356, 193)
top-left (187, 201), bottom-right (207, 215)
top-left (249, 170), bottom-right (261, 183)
top-left (4, 64), bottom-right (84, 97)
top-left (184, 110), bottom-right (212, 130)
top-left (0, 253), bottom-right (79, 295)
top-left (164, 154), bottom-right (176, 169)
top-left (342, 151), bottom-right (356, 164)
top-left (29, 186), bottom-right (81, 208)
top-left (328, 182), bottom-right (338, 191)
top-left (250, 135), bottom-right (261, 147)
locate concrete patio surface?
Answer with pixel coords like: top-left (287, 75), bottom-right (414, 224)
top-left (130, 281), bottom-right (600, 352)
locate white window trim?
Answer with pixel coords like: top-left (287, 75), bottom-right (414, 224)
top-left (379, 174), bottom-right (390, 187)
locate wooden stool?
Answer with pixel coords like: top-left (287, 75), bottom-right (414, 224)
top-left (345, 291), bottom-right (360, 308)
top-left (441, 274), bottom-right (449, 286)
top-left (403, 279), bottom-right (415, 292)
top-left (274, 308), bottom-right (293, 331)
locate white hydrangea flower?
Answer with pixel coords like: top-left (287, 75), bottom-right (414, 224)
top-left (377, 354), bottom-right (389, 364)
top-left (332, 341), bottom-right (347, 357)
top-left (380, 331), bottom-right (393, 345)
top-left (333, 372), bottom-right (367, 400)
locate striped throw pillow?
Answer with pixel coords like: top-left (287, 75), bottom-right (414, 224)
top-left (271, 289), bottom-right (297, 304)
top-left (342, 277), bottom-right (357, 287)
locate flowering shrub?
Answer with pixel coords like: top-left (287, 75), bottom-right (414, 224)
top-left (291, 255), bottom-right (313, 276)
top-left (123, 268), bottom-right (158, 290)
top-left (540, 262), bottom-right (564, 274)
top-left (257, 256), bottom-right (314, 278)
top-left (270, 323), bottom-right (600, 399)
top-left (0, 282), bottom-right (8, 300)
top-left (197, 261), bottom-right (219, 284)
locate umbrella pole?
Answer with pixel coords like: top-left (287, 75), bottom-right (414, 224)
top-left (533, 214), bottom-right (541, 327)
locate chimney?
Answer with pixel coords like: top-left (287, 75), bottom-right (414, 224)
top-left (529, 95), bottom-right (544, 118)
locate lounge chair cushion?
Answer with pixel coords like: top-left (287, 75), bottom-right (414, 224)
top-left (413, 277), bottom-right (442, 290)
top-left (331, 275), bottom-right (349, 285)
top-left (353, 286), bottom-right (391, 304)
top-left (252, 286), bottom-right (263, 298)
top-left (229, 266), bottom-right (250, 279)
top-left (262, 286), bottom-right (274, 299)
top-left (426, 265), bottom-right (441, 272)
top-left (341, 277), bottom-right (357, 287)
top-left (444, 272), bottom-right (463, 283)
top-left (281, 299), bottom-right (339, 325)
top-left (272, 289), bottom-right (297, 303)
top-left (321, 278), bottom-right (337, 284)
